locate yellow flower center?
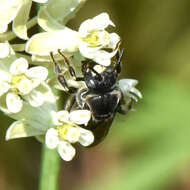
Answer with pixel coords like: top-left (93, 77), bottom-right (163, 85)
top-left (57, 124), bottom-right (68, 141)
top-left (83, 31), bottom-right (101, 47)
top-left (57, 124), bottom-right (80, 143)
top-left (83, 30), bottom-right (110, 48)
top-left (11, 74), bottom-right (26, 88)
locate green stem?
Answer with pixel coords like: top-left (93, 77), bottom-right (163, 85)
top-left (39, 145), bottom-right (60, 190)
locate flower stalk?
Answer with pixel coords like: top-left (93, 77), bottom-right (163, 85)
top-left (39, 145), bottom-right (60, 190)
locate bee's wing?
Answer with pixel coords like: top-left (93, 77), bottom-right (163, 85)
top-left (86, 116), bottom-right (114, 147)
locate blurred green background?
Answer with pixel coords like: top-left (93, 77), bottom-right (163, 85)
top-left (1, 0), bottom-right (190, 189)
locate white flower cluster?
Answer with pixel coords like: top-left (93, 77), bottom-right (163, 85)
top-left (0, 0), bottom-right (142, 161)
top-left (0, 0), bottom-right (48, 39)
top-left (1, 42), bottom-right (95, 161)
top-left (26, 13), bottom-right (120, 66)
top-left (46, 110), bottom-right (94, 161)
top-left (0, 42), bottom-right (48, 113)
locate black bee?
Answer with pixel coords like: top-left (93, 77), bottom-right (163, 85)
top-left (50, 49), bottom-right (135, 146)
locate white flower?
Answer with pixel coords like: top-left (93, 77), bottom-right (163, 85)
top-left (6, 92), bottom-right (23, 113)
top-left (5, 87), bottom-right (57, 141)
top-left (0, 0), bottom-right (48, 39)
top-left (78, 13), bottom-right (120, 66)
top-left (45, 110), bottom-right (94, 161)
top-left (58, 141), bottom-right (76, 162)
top-left (118, 79), bottom-right (142, 102)
top-left (5, 108), bottom-right (93, 162)
top-left (0, 43), bottom-right (48, 113)
top-left (26, 13), bottom-right (120, 66)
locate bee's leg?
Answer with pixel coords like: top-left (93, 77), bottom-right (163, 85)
top-left (115, 48), bottom-right (124, 74)
top-left (50, 52), bottom-right (76, 93)
top-left (64, 94), bottom-right (76, 111)
top-left (57, 49), bottom-right (84, 81)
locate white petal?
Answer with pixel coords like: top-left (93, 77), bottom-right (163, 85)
top-left (25, 29), bottom-right (81, 56)
top-left (31, 53), bottom-right (66, 62)
top-left (10, 57), bottom-right (28, 75)
top-left (13, 0), bottom-right (32, 40)
top-left (78, 127), bottom-right (94, 147)
top-left (107, 33), bottom-right (120, 49)
top-left (0, 70), bottom-right (11, 83)
top-left (0, 23), bottom-right (7, 33)
top-left (120, 79), bottom-right (138, 87)
top-left (18, 78), bottom-right (33, 95)
top-left (0, 0), bottom-right (22, 25)
top-left (26, 66), bottom-right (48, 81)
top-left (6, 120), bottom-right (44, 140)
top-left (65, 127), bottom-right (80, 143)
top-left (31, 55), bottom-right (51, 62)
top-left (45, 128), bottom-right (59, 149)
top-left (69, 110), bottom-right (91, 126)
top-left (130, 87), bottom-right (142, 99)
top-left (78, 19), bottom-right (94, 37)
top-left (93, 49), bottom-right (118, 66)
top-left (38, 5), bottom-right (67, 32)
top-left (118, 79), bottom-right (142, 99)
top-left (37, 82), bottom-right (57, 104)
top-left (30, 79), bottom-right (41, 89)
top-left (0, 41), bottom-right (15, 58)
top-left (56, 110), bottom-right (70, 123)
top-left (79, 13), bottom-right (114, 37)
top-left (93, 56), bottom-right (110, 66)
top-left (7, 97), bottom-right (56, 130)
top-left (0, 42), bottom-right (10, 58)
top-left (27, 90), bottom-right (44, 107)
top-left (0, 81), bottom-right (11, 95)
top-left (92, 12), bottom-right (115, 30)
top-left (58, 141), bottom-right (76, 161)
top-left (79, 42), bottom-right (101, 59)
top-left (6, 92), bottom-right (23, 113)
top-left (98, 31), bottom-right (111, 46)
top-left (33, 0), bottom-right (48, 3)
